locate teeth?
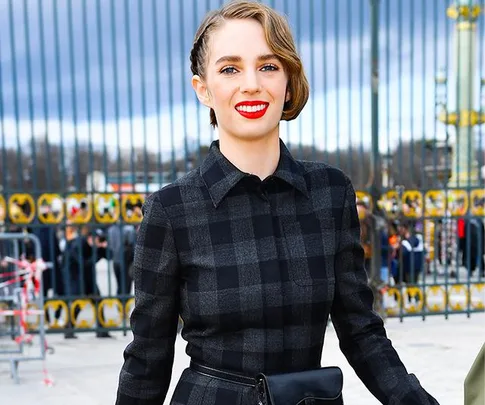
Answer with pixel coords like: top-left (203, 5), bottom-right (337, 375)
top-left (236, 104), bottom-right (267, 113)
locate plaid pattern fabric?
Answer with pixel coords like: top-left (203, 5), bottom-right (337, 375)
top-left (116, 140), bottom-right (438, 405)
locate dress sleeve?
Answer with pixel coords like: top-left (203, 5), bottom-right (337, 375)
top-left (116, 191), bottom-right (180, 405)
top-left (330, 175), bottom-right (439, 404)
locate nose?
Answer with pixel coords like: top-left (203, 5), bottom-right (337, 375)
top-left (239, 70), bottom-right (261, 94)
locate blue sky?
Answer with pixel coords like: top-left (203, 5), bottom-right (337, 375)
top-left (0, 0), bottom-right (484, 159)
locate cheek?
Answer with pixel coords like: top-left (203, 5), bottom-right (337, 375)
top-left (269, 78), bottom-right (289, 104)
top-left (206, 74), bottom-right (231, 100)
top-left (210, 84), bottom-right (234, 109)
top-left (272, 88), bottom-right (289, 108)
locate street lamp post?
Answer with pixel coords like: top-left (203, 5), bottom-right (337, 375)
top-left (438, 1), bottom-right (485, 187)
top-left (435, 1), bottom-right (484, 275)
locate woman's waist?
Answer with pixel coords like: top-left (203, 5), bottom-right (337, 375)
top-left (186, 349), bottom-right (322, 378)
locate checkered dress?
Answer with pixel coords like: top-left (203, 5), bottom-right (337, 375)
top-left (116, 140), bottom-right (438, 405)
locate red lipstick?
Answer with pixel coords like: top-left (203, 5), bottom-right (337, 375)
top-left (235, 101), bottom-right (269, 119)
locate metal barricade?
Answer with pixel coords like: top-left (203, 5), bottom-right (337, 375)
top-left (0, 233), bottom-right (47, 383)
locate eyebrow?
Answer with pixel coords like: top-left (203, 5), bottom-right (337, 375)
top-left (214, 54), bottom-right (279, 65)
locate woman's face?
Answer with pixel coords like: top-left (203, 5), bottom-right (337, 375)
top-left (192, 18), bottom-right (289, 142)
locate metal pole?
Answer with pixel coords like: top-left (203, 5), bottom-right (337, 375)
top-left (370, 0), bottom-right (381, 268)
top-left (370, 0), bottom-right (380, 187)
top-left (370, 0), bottom-right (380, 189)
top-left (369, 0), bottom-right (384, 314)
top-left (370, 0), bottom-right (381, 209)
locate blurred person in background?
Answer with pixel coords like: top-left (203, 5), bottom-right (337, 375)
top-left (396, 221), bottom-right (425, 285)
top-left (62, 223), bottom-right (111, 338)
top-left (463, 218), bottom-right (484, 278)
top-left (356, 200), bottom-right (373, 274)
top-left (108, 221), bottom-right (136, 296)
top-left (32, 222), bottom-right (64, 325)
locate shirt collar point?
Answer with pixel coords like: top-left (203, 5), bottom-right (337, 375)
top-left (212, 198), bottom-right (223, 209)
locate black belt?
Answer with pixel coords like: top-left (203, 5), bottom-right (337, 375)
top-left (189, 361), bottom-right (257, 388)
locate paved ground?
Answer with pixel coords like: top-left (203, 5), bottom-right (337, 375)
top-left (1, 312), bottom-right (483, 405)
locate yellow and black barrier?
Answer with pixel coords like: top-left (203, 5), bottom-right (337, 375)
top-left (383, 283), bottom-right (485, 317)
top-left (97, 298), bottom-right (123, 328)
top-left (0, 189), bottom-right (484, 224)
top-left (402, 190), bottom-right (424, 218)
top-left (377, 188), bottom-right (483, 218)
top-left (66, 194), bottom-right (92, 224)
top-left (94, 194), bottom-right (120, 224)
top-left (0, 195), bottom-right (6, 223)
top-left (8, 194), bottom-right (36, 224)
top-left (24, 298), bottom-right (134, 331)
top-left (470, 189), bottom-right (485, 217)
top-left (44, 300), bottom-right (70, 329)
top-left (121, 194), bottom-right (145, 223)
top-left (38, 194), bottom-right (64, 224)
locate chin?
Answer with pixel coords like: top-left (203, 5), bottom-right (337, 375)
top-left (229, 119), bottom-right (279, 140)
top-left (234, 128), bottom-right (275, 141)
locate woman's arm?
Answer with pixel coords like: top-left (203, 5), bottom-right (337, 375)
top-left (116, 191), bottom-right (180, 405)
top-left (330, 173), bottom-right (439, 404)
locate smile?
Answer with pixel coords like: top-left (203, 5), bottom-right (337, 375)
top-left (235, 101), bottom-right (269, 119)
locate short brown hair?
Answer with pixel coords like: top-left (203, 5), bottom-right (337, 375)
top-left (190, 0), bottom-right (310, 128)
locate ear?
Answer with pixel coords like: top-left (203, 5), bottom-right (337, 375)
top-left (285, 88), bottom-right (291, 103)
top-left (192, 75), bottom-right (213, 108)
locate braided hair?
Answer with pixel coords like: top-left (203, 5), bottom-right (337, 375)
top-left (189, 11), bottom-right (221, 128)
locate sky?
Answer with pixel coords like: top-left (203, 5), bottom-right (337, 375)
top-left (0, 0), bottom-right (484, 162)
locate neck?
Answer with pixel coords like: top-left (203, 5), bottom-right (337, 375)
top-left (218, 133), bottom-right (280, 180)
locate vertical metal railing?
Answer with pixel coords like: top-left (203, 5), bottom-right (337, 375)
top-left (0, 0), bottom-right (483, 325)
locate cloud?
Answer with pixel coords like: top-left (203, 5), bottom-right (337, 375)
top-left (0, 0), bottom-right (484, 159)
top-left (0, 0), bottom-right (192, 118)
top-left (0, 102), bottom-right (217, 158)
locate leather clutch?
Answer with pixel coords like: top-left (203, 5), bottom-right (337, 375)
top-left (256, 366), bottom-right (343, 405)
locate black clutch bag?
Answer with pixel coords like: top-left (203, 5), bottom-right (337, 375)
top-left (256, 366), bottom-right (343, 405)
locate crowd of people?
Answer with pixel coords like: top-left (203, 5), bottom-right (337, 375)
top-left (1, 199), bottom-right (484, 308)
top-left (1, 200), bottom-right (484, 321)
top-left (0, 215), bottom-right (138, 339)
top-left (356, 201), bottom-right (485, 286)
top-left (0, 195), bottom-right (483, 341)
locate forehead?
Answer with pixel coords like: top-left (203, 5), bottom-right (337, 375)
top-left (208, 18), bottom-right (272, 61)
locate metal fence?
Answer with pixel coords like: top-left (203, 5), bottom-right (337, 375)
top-left (0, 233), bottom-right (47, 383)
top-left (0, 0), bottom-right (484, 332)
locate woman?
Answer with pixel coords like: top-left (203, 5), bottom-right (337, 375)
top-left (116, 1), bottom-right (439, 404)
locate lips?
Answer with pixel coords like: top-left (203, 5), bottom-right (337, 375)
top-left (235, 101), bottom-right (269, 119)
